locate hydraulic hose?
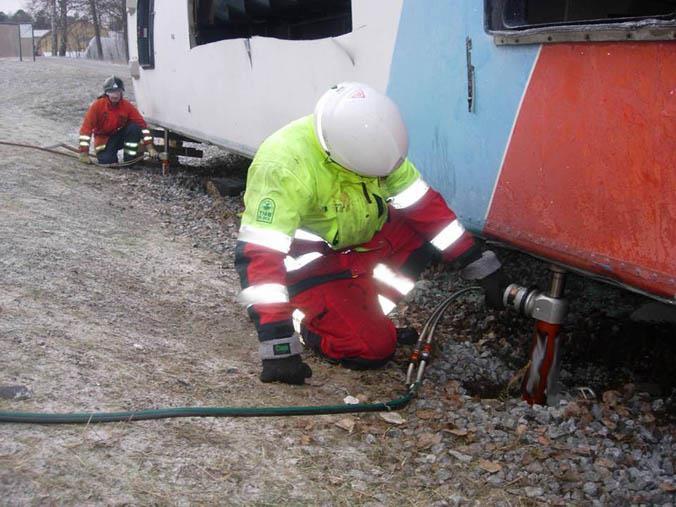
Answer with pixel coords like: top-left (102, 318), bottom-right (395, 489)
top-left (0, 140), bottom-right (145, 168)
top-left (406, 286), bottom-right (482, 385)
top-left (0, 267), bottom-right (479, 423)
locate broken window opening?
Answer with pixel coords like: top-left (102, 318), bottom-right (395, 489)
top-left (191, 0), bottom-right (352, 47)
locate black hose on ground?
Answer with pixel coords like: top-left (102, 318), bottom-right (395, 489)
top-left (0, 140), bottom-right (145, 168)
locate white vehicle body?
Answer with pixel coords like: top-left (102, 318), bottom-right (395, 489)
top-left (127, 0), bottom-right (402, 156)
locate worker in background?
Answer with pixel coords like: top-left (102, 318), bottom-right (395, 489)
top-left (235, 82), bottom-right (506, 385)
top-left (78, 76), bottom-right (158, 165)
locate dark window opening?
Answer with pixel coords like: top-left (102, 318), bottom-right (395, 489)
top-left (192, 0), bottom-right (351, 46)
top-left (485, 0), bottom-right (676, 44)
top-left (506, 0), bottom-right (674, 29)
top-left (137, 0), bottom-right (155, 68)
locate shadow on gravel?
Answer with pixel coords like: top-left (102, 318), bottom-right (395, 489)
top-left (171, 149), bottom-right (250, 193)
top-left (566, 316), bottom-right (676, 404)
top-left (134, 147), bottom-right (251, 195)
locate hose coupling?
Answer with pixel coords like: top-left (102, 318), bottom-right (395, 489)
top-left (502, 284), bottom-right (568, 324)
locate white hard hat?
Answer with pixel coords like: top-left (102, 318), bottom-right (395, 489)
top-left (313, 82), bottom-right (409, 177)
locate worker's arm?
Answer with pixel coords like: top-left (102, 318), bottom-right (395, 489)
top-left (78, 100), bottom-right (99, 157)
top-left (235, 161), bottom-right (313, 383)
top-left (385, 159), bottom-right (505, 307)
top-left (385, 160), bottom-right (478, 262)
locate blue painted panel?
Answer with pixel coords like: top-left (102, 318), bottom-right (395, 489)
top-left (387, 1), bottom-right (539, 231)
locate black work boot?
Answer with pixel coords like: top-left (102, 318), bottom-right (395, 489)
top-left (340, 356), bottom-right (391, 370)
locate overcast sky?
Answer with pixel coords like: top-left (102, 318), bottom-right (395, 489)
top-left (0, 0), bottom-right (28, 15)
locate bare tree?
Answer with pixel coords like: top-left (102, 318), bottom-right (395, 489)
top-left (10, 9), bottom-right (33, 22)
top-left (58, 0), bottom-right (68, 56)
top-left (51, 0), bottom-right (57, 55)
top-left (29, 0), bottom-right (59, 55)
top-left (28, 0), bottom-right (77, 57)
top-left (30, 0), bottom-right (126, 60)
top-left (99, 0), bottom-right (127, 61)
top-left (87, 0), bottom-right (103, 58)
top-left (120, 0), bottom-right (128, 61)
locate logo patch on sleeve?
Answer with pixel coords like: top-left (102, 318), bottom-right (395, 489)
top-left (273, 343), bottom-right (291, 356)
top-left (256, 198), bottom-right (276, 223)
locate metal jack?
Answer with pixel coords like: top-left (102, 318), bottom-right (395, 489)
top-left (503, 266), bottom-right (569, 405)
top-left (161, 129), bottom-right (170, 176)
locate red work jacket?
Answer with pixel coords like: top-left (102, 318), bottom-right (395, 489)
top-left (79, 96), bottom-right (149, 153)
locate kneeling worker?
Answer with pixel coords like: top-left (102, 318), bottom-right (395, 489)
top-left (78, 76), bottom-right (158, 165)
top-left (236, 82), bottom-right (505, 385)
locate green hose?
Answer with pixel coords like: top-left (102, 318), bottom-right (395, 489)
top-left (0, 386), bottom-right (417, 424)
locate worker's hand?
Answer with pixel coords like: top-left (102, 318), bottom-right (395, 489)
top-left (478, 268), bottom-right (508, 310)
top-left (79, 152), bottom-right (91, 165)
top-left (260, 355), bottom-right (312, 385)
top-left (146, 145), bottom-right (159, 160)
top-left (459, 249), bottom-right (507, 310)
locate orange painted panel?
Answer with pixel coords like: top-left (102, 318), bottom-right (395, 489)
top-left (485, 42), bottom-right (675, 300)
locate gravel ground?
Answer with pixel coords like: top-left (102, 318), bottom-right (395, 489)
top-left (1, 57), bottom-right (674, 505)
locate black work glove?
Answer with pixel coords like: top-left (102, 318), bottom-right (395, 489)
top-left (478, 268), bottom-right (508, 310)
top-left (260, 355), bottom-right (312, 385)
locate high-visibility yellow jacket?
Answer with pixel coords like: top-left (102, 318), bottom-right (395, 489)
top-left (236, 115), bottom-right (477, 341)
top-left (241, 115), bottom-right (424, 249)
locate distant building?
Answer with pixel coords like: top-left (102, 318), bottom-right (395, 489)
top-left (36, 20), bottom-right (108, 57)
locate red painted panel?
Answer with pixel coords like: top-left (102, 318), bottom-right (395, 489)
top-left (485, 42), bottom-right (676, 300)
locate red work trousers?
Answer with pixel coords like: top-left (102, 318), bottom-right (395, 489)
top-left (288, 210), bottom-right (433, 364)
